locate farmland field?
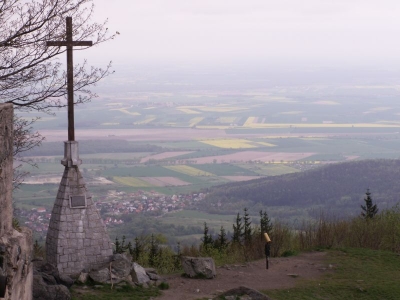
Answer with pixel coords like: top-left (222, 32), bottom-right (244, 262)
top-left (164, 165), bottom-right (215, 176)
top-left (199, 138), bottom-right (258, 149)
top-left (113, 177), bottom-right (154, 187)
top-left (14, 84), bottom-right (400, 246)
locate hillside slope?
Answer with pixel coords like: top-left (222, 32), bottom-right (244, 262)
top-left (203, 159), bottom-right (400, 214)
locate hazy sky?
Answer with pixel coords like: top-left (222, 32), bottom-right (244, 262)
top-left (83, 0), bottom-right (400, 69)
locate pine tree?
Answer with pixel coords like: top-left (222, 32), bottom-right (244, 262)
top-left (217, 226), bottom-right (228, 252)
top-left (259, 210), bottom-right (273, 239)
top-left (361, 189), bottom-right (379, 219)
top-left (133, 237), bottom-right (142, 261)
top-left (232, 212), bottom-right (243, 244)
top-left (149, 234), bottom-right (158, 267)
top-left (201, 222), bottom-right (213, 249)
top-left (114, 237), bottom-right (121, 254)
top-left (243, 208), bottom-right (252, 245)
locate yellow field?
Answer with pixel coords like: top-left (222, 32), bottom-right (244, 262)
top-left (113, 177), bottom-right (153, 187)
top-left (243, 117), bottom-right (257, 127)
top-left (177, 107), bottom-right (201, 114)
top-left (111, 108), bottom-right (141, 116)
top-left (134, 116), bottom-right (156, 125)
top-left (164, 165), bottom-right (215, 176)
top-left (217, 117), bottom-right (237, 123)
top-left (200, 138), bottom-right (257, 149)
top-left (189, 117), bottom-right (204, 127)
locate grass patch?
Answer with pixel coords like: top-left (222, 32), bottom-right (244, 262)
top-left (266, 248), bottom-right (400, 300)
top-left (71, 284), bottom-right (160, 300)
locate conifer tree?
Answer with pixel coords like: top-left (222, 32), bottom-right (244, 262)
top-left (361, 189), bottom-right (378, 219)
top-left (216, 226), bottom-right (228, 252)
top-left (259, 210), bottom-right (273, 239)
top-left (149, 234), bottom-right (158, 267)
top-left (133, 237), bottom-right (142, 261)
top-left (232, 212), bottom-right (243, 244)
top-left (243, 208), bottom-right (252, 245)
top-left (201, 222), bottom-right (213, 249)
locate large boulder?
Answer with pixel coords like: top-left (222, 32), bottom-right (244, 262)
top-left (130, 262), bottom-right (151, 285)
top-left (215, 286), bottom-right (272, 300)
top-left (181, 256), bottom-right (216, 279)
top-left (33, 275), bottom-right (70, 300)
top-left (89, 253), bottom-right (138, 285)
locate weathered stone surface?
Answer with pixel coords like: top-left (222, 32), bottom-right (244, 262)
top-left (89, 253), bottom-right (134, 284)
top-left (46, 141), bottom-right (113, 275)
top-left (0, 103), bottom-right (13, 236)
top-left (181, 256), bottom-right (216, 279)
top-left (0, 105), bottom-right (33, 300)
top-left (77, 272), bottom-right (88, 284)
top-left (110, 254), bottom-right (132, 278)
top-left (58, 274), bottom-right (74, 288)
top-left (33, 275), bottom-right (71, 300)
top-left (147, 272), bottom-right (160, 281)
top-left (215, 286), bottom-right (272, 300)
top-left (131, 262), bottom-right (151, 284)
top-left (89, 268), bottom-right (111, 284)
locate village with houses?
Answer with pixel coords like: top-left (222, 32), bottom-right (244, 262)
top-left (15, 189), bottom-right (207, 239)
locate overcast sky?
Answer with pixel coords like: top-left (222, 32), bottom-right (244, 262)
top-left (82, 0), bottom-right (400, 70)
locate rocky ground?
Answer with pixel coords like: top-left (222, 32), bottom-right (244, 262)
top-left (157, 251), bottom-right (331, 300)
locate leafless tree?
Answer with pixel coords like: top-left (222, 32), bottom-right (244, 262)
top-left (0, 0), bottom-right (117, 185)
top-left (1, 0), bottom-right (116, 111)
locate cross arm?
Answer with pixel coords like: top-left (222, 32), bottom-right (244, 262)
top-left (46, 41), bottom-right (93, 47)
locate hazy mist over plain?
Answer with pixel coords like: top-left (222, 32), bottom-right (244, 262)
top-left (67, 1), bottom-right (400, 100)
top-left (86, 1), bottom-right (400, 68)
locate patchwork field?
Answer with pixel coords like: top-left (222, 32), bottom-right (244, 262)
top-left (140, 177), bottom-right (191, 186)
top-left (193, 151), bottom-right (316, 164)
top-left (140, 151), bottom-right (193, 163)
top-left (199, 138), bottom-right (257, 149)
top-left (164, 165), bottom-right (215, 176)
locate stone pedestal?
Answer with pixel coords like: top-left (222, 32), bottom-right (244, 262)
top-left (46, 141), bottom-right (113, 276)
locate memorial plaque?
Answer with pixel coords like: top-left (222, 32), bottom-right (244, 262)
top-left (70, 195), bottom-right (87, 208)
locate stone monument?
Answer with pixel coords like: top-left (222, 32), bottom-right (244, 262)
top-left (45, 17), bottom-right (113, 276)
top-left (0, 103), bottom-right (33, 300)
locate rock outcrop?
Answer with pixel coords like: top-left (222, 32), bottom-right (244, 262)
top-left (215, 286), bottom-right (272, 300)
top-left (87, 254), bottom-right (158, 287)
top-left (32, 261), bottom-right (74, 300)
top-left (181, 256), bottom-right (216, 279)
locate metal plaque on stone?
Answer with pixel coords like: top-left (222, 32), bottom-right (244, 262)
top-left (69, 195), bottom-right (87, 208)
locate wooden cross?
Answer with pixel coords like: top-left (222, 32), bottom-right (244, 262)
top-left (46, 17), bottom-right (92, 141)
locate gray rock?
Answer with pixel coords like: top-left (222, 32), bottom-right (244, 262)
top-left (110, 254), bottom-right (132, 278)
top-left (131, 262), bottom-right (150, 284)
top-left (33, 275), bottom-right (71, 300)
top-left (58, 274), bottom-right (74, 288)
top-left (77, 272), bottom-right (89, 284)
top-left (144, 267), bottom-right (157, 274)
top-left (147, 272), bottom-right (160, 281)
top-left (215, 286), bottom-right (272, 300)
top-left (89, 268), bottom-right (112, 284)
top-left (181, 256), bottom-right (216, 279)
top-left (40, 272), bottom-right (57, 285)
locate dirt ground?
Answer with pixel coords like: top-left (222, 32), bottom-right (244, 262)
top-left (157, 251), bottom-right (330, 300)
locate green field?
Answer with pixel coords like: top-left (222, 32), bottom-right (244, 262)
top-left (267, 248), bottom-right (400, 300)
